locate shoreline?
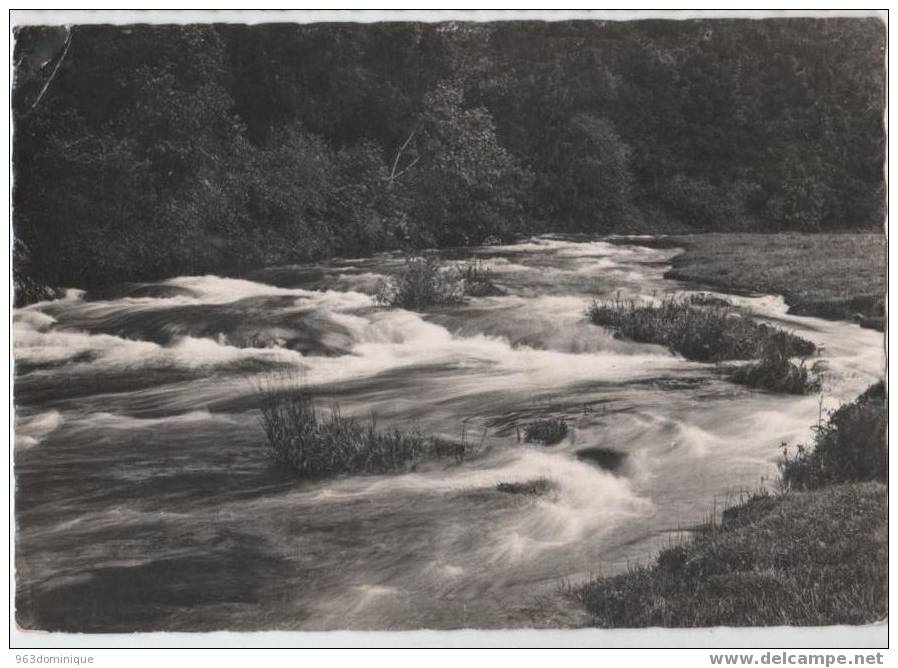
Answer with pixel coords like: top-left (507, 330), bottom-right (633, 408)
top-left (609, 232), bottom-right (886, 331)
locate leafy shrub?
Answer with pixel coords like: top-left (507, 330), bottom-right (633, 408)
top-left (524, 417), bottom-right (569, 445)
top-left (259, 390), bottom-right (428, 478)
top-left (780, 382), bottom-right (886, 490)
top-left (375, 254), bottom-right (464, 309)
top-left (587, 295), bottom-right (815, 363)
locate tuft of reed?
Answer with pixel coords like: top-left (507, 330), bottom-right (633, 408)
top-left (258, 389), bottom-right (428, 478)
top-left (375, 255), bottom-right (501, 309)
top-left (588, 293), bottom-right (822, 393)
top-left (456, 259), bottom-right (503, 297)
top-left (375, 254), bottom-right (464, 310)
top-left (730, 337), bottom-right (822, 395)
top-left (524, 417), bottom-right (569, 445)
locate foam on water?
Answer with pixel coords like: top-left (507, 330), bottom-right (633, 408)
top-left (15, 410), bottom-right (64, 449)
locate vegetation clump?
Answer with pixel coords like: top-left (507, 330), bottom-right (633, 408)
top-left (730, 338), bottom-right (822, 395)
top-left (375, 255), bottom-right (464, 310)
top-left (587, 295), bottom-right (815, 363)
top-left (587, 294), bottom-right (822, 394)
top-left (376, 256), bottom-right (501, 309)
top-left (780, 381), bottom-right (886, 490)
top-left (457, 259), bottom-right (504, 297)
top-left (259, 391), bottom-right (428, 478)
top-left (524, 417), bottom-right (569, 445)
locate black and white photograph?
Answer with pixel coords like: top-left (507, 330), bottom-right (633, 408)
top-left (9, 8), bottom-right (888, 647)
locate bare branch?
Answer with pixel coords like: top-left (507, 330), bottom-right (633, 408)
top-left (30, 27), bottom-right (72, 113)
top-left (387, 127), bottom-right (418, 189)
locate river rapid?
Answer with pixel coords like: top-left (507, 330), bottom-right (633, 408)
top-left (13, 235), bottom-right (884, 632)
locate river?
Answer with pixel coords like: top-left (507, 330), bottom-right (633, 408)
top-left (13, 235), bottom-right (884, 631)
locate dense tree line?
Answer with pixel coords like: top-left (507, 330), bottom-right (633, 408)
top-left (12, 18), bottom-right (885, 294)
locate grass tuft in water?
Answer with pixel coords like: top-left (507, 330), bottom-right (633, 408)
top-left (457, 259), bottom-right (503, 297)
top-left (375, 255), bottom-right (501, 309)
top-left (524, 417), bottom-right (569, 445)
top-left (375, 254), bottom-right (464, 310)
top-left (587, 294), bottom-right (821, 393)
top-left (587, 294), bottom-right (815, 363)
top-left (730, 337), bottom-right (822, 394)
top-left (258, 390), bottom-right (428, 478)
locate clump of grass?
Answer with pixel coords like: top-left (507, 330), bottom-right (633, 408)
top-left (524, 417), bottom-right (569, 445)
top-left (684, 292), bottom-right (732, 308)
top-left (573, 482), bottom-right (887, 627)
top-left (780, 382), bottom-right (886, 490)
top-left (375, 255), bottom-right (502, 309)
top-left (456, 259), bottom-right (503, 297)
top-left (730, 336), bottom-right (823, 395)
top-left (496, 477), bottom-right (558, 496)
top-left (258, 390), bottom-right (428, 478)
top-left (587, 294), bottom-right (815, 363)
top-left (431, 422), bottom-right (489, 465)
top-left (375, 254), bottom-right (464, 310)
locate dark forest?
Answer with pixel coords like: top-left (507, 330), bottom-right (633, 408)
top-left (12, 18), bottom-right (886, 296)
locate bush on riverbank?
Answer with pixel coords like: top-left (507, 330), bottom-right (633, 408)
top-left (586, 295), bottom-right (815, 363)
top-left (259, 390), bottom-right (428, 477)
top-left (780, 381), bottom-right (886, 489)
top-left (375, 255), bottom-right (501, 309)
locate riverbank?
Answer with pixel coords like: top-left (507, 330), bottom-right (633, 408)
top-left (612, 233), bottom-right (886, 330)
top-left (575, 382), bottom-right (887, 627)
top-left (575, 481), bottom-right (887, 627)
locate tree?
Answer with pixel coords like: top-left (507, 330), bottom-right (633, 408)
top-left (397, 81), bottom-right (533, 246)
top-left (545, 114), bottom-right (637, 229)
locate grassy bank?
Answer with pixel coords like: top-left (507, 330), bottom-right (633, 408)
top-left (574, 383), bottom-right (887, 627)
top-left (575, 482), bottom-right (886, 627)
top-left (622, 233), bottom-right (886, 330)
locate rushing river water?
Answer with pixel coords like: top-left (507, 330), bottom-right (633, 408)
top-left (14, 235), bottom-right (884, 632)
